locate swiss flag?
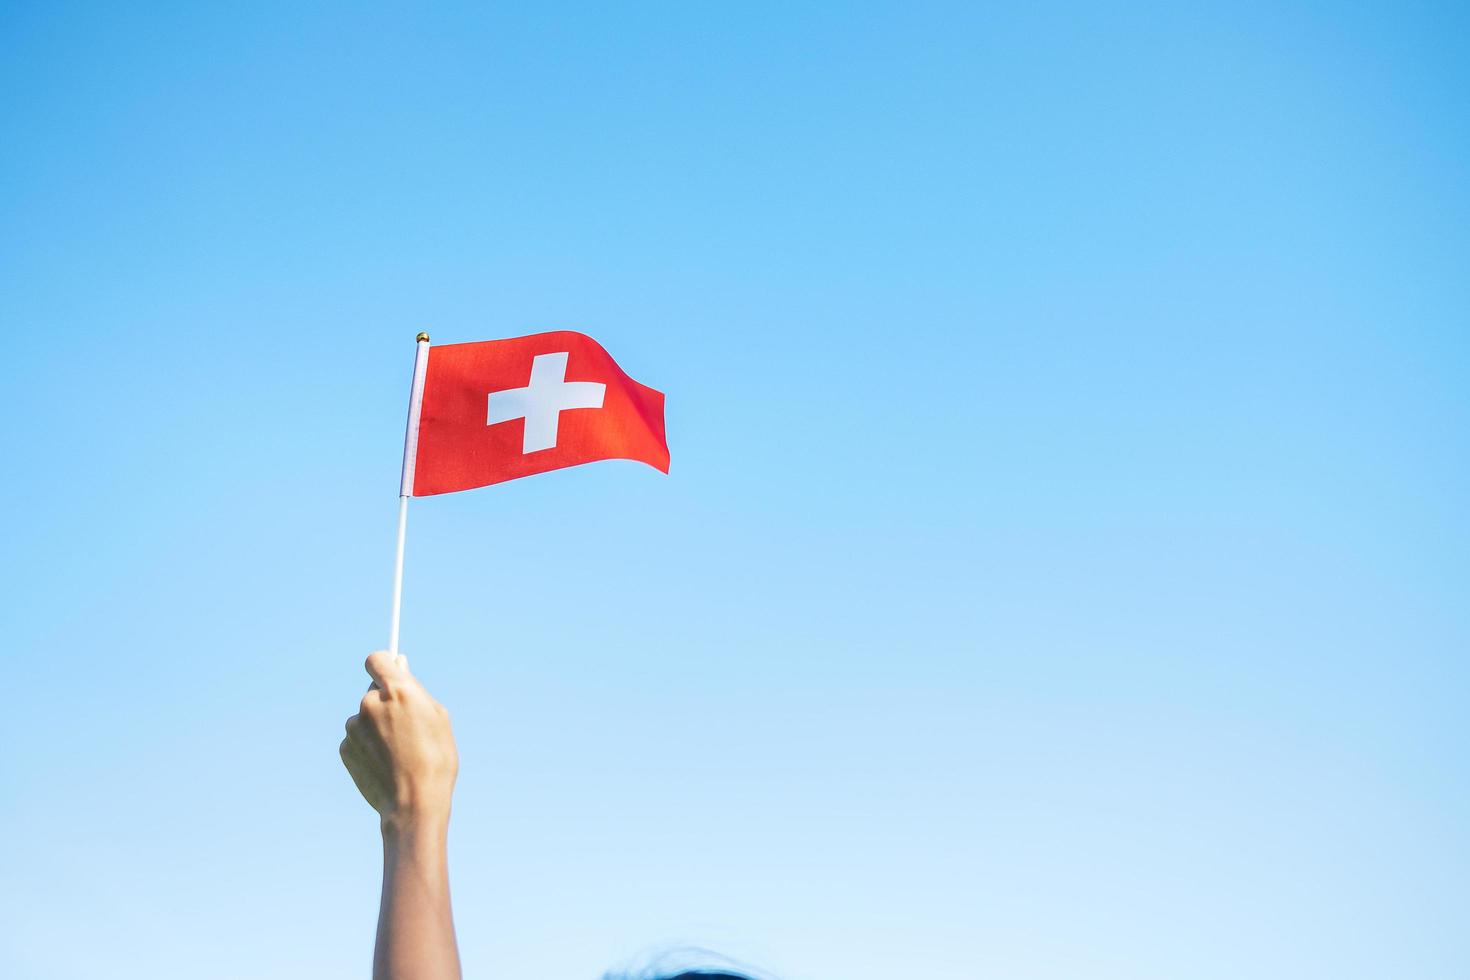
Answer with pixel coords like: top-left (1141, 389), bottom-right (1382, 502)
top-left (402, 332), bottom-right (669, 496)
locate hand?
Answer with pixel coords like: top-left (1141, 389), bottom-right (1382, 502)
top-left (341, 652), bottom-right (459, 832)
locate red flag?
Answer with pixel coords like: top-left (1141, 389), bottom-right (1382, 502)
top-left (402, 332), bottom-right (669, 496)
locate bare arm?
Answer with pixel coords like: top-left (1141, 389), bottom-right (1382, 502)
top-left (341, 652), bottom-right (461, 980)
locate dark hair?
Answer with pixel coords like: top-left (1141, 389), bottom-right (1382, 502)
top-left (603, 949), bottom-right (767, 980)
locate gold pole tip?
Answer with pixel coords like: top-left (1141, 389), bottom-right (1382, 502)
top-left (415, 332), bottom-right (430, 343)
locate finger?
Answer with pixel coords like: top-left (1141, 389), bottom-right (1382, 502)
top-left (345, 709), bottom-right (385, 753)
top-left (358, 689), bottom-right (390, 721)
top-left (339, 738), bottom-right (380, 805)
top-left (339, 736), bottom-right (362, 773)
top-left (340, 734), bottom-right (377, 778)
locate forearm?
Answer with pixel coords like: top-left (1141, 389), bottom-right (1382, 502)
top-left (375, 816), bottom-right (460, 980)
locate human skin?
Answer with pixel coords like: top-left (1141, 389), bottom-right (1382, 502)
top-left (340, 651), bottom-right (461, 980)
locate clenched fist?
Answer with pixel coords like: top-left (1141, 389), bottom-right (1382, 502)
top-left (341, 651), bottom-right (459, 831)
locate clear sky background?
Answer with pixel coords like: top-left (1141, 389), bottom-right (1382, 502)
top-left (2, 4), bottom-right (1467, 979)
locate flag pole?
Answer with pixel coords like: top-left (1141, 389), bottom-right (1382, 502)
top-left (390, 332), bottom-right (432, 660)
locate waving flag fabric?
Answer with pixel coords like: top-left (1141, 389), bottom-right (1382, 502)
top-left (402, 331), bottom-right (669, 496)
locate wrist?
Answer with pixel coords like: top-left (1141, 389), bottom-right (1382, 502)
top-left (380, 807), bottom-right (451, 844)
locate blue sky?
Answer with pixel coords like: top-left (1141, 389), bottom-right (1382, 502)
top-left (2, 3), bottom-right (1467, 978)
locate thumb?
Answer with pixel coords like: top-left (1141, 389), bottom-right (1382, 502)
top-left (364, 650), bottom-right (411, 690)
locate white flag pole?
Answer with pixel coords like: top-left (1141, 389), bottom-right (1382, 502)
top-left (389, 332), bottom-right (432, 661)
